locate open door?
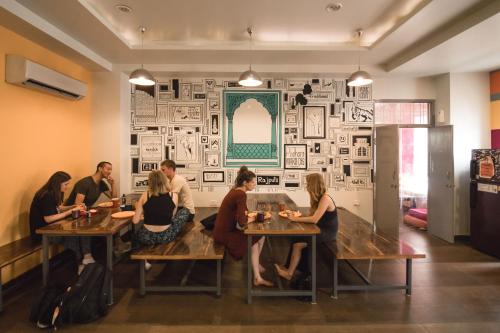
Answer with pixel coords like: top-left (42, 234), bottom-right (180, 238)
top-left (428, 126), bottom-right (454, 243)
top-left (374, 125), bottom-right (400, 238)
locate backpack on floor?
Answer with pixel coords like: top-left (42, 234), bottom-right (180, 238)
top-left (53, 262), bottom-right (111, 327)
top-left (29, 284), bottom-right (68, 329)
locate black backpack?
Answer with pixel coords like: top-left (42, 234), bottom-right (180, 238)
top-left (30, 263), bottom-right (111, 329)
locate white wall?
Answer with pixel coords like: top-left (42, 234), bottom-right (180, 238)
top-left (450, 72), bottom-right (490, 235)
top-left (372, 77), bottom-right (437, 100)
top-left (434, 74), bottom-right (451, 125)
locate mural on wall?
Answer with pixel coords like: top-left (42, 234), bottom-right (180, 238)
top-left (129, 78), bottom-right (374, 192)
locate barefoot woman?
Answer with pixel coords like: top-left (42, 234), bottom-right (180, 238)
top-left (275, 173), bottom-right (338, 280)
top-left (213, 166), bottom-right (273, 287)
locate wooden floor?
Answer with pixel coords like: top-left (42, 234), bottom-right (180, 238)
top-left (1, 224), bottom-right (500, 333)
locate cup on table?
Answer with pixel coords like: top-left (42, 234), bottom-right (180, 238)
top-left (111, 197), bottom-right (120, 208)
top-left (278, 202), bottom-right (286, 212)
top-left (71, 209), bottom-right (80, 219)
top-left (256, 212), bottom-right (265, 223)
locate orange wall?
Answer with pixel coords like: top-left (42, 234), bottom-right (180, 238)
top-left (0, 25), bottom-right (93, 282)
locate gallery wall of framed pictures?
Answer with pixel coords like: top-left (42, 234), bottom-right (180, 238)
top-left (129, 78), bottom-right (374, 193)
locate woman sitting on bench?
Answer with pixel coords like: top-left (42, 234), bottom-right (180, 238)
top-left (29, 171), bottom-right (92, 274)
top-left (275, 173), bottom-right (338, 281)
top-left (213, 166), bottom-right (273, 287)
top-left (133, 170), bottom-right (190, 247)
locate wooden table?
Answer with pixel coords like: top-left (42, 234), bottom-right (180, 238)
top-left (326, 208), bottom-right (426, 297)
top-left (36, 207), bottom-right (132, 304)
top-left (245, 193), bottom-right (320, 304)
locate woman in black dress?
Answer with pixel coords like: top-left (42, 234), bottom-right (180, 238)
top-left (275, 173), bottom-right (338, 280)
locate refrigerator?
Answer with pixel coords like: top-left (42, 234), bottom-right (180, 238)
top-left (470, 149), bottom-right (500, 258)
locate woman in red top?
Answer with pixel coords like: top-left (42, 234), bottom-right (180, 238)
top-left (213, 166), bottom-right (273, 287)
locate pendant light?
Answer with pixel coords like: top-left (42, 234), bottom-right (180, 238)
top-left (129, 26), bottom-right (155, 86)
top-left (347, 29), bottom-right (373, 87)
top-left (238, 27), bottom-right (262, 87)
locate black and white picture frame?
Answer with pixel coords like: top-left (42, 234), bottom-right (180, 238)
top-left (180, 83), bottom-right (192, 100)
top-left (284, 144), bottom-right (308, 170)
top-left (202, 170), bottom-right (225, 183)
top-left (204, 150), bottom-right (220, 167)
top-left (201, 135), bottom-right (208, 144)
top-left (303, 105), bottom-right (326, 139)
top-left (210, 113), bottom-right (220, 135)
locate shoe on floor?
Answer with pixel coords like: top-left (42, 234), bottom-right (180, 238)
top-left (144, 260), bottom-right (152, 271)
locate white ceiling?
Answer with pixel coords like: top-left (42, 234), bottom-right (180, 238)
top-left (1, 0), bottom-right (499, 76)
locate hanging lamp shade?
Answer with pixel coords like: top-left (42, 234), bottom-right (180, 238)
top-left (347, 70), bottom-right (373, 87)
top-left (129, 68), bottom-right (155, 86)
top-left (238, 69), bottom-right (262, 87)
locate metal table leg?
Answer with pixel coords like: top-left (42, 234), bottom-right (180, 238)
top-left (42, 235), bottom-right (49, 287)
top-left (216, 259), bottom-right (222, 297)
top-left (139, 260), bottom-right (146, 296)
top-left (331, 256), bottom-right (338, 299)
top-left (311, 235), bottom-right (317, 304)
top-left (406, 258), bottom-right (412, 296)
top-left (247, 235), bottom-right (252, 304)
top-left (106, 235), bottom-right (113, 305)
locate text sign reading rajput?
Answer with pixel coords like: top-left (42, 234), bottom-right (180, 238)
top-left (257, 175), bottom-right (280, 186)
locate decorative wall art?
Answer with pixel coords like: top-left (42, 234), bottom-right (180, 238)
top-left (303, 105), bottom-right (326, 139)
top-left (129, 76), bottom-right (374, 192)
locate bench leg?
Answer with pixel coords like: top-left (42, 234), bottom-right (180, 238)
top-left (106, 235), bottom-right (113, 305)
top-left (311, 235), bottom-right (317, 304)
top-left (406, 258), bottom-right (412, 296)
top-left (331, 256), bottom-right (338, 299)
top-left (139, 260), bottom-right (146, 296)
top-left (247, 235), bottom-right (252, 304)
top-left (216, 259), bottom-right (222, 297)
top-left (42, 235), bottom-right (49, 287)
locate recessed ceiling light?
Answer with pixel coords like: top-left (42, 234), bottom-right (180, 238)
top-left (115, 4), bottom-right (132, 14)
top-left (325, 3), bottom-right (343, 12)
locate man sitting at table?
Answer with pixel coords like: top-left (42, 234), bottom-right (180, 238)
top-left (65, 161), bottom-right (117, 207)
top-left (160, 159), bottom-right (195, 222)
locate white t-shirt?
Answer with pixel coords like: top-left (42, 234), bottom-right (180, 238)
top-left (169, 174), bottom-right (195, 214)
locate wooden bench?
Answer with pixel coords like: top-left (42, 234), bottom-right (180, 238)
top-left (323, 208), bottom-right (426, 298)
top-left (130, 208), bottom-right (225, 296)
top-left (0, 237), bottom-right (41, 312)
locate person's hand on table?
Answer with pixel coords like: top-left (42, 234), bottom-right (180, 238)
top-left (247, 215), bottom-right (256, 224)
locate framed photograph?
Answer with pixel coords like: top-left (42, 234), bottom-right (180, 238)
top-left (204, 150), bottom-right (220, 168)
top-left (303, 105), bottom-right (326, 139)
top-left (210, 113), bottom-right (220, 135)
top-left (202, 170), bottom-right (225, 183)
top-left (284, 144), bottom-right (307, 170)
top-left (168, 103), bottom-right (204, 125)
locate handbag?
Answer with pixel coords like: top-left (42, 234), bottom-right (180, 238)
top-left (200, 213), bottom-right (217, 230)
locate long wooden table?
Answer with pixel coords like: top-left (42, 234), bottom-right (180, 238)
top-left (325, 208), bottom-right (426, 297)
top-left (245, 193), bottom-right (320, 304)
top-left (36, 207), bottom-right (132, 304)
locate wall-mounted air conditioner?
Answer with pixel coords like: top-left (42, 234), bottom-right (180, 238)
top-left (5, 54), bottom-right (87, 100)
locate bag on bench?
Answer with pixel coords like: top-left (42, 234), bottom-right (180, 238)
top-left (200, 213), bottom-right (217, 230)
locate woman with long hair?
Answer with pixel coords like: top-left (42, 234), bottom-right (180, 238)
top-left (274, 173), bottom-right (338, 280)
top-left (133, 170), bottom-right (190, 245)
top-left (213, 166), bottom-right (273, 287)
top-left (29, 171), bottom-right (93, 274)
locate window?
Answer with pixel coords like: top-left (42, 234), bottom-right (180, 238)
top-left (374, 101), bottom-right (431, 126)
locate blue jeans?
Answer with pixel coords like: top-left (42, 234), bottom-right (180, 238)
top-left (135, 208), bottom-right (190, 246)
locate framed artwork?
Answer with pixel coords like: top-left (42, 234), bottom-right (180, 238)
top-left (210, 113), bottom-right (220, 135)
top-left (193, 93), bottom-right (206, 100)
top-left (177, 170), bottom-right (200, 189)
top-left (303, 105), bottom-right (326, 139)
top-left (132, 174), bottom-right (149, 191)
top-left (210, 138), bottom-right (219, 150)
top-left (141, 162), bottom-right (158, 173)
top-left (140, 135), bottom-right (163, 160)
top-left (310, 156), bottom-right (327, 168)
top-left (345, 101), bottom-right (374, 125)
top-left (357, 85), bottom-right (372, 101)
top-left (180, 83), bottom-right (192, 100)
top-left (168, 103), bottom-right (204, 125)
top-left (192, 83), bottom-right (203, 92)
top-left (285, 112), bottom-right (298, 126)
top-left (174, 134), bottom-right (198, 162)
top-left (204, 150), bottom-right (220, 168)
top-left (202, 171), bottom-right (225, 183)
top-left (209, 99), bottom-right (220, 111)
top-left (201, 135), bottom-right (208, 144)
top-left (205, 79), bottom-right (216, 91)
top-left (284, 144), bottom-right (307, 170)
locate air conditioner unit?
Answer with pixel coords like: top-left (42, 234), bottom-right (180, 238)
top-left (5, 54), bottom-right (87, 100)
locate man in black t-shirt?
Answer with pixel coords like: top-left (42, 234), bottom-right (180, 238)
top-left (66, 161), bottom-right (117, 207)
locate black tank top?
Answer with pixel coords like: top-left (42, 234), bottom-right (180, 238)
top-left (317, 194), bottom-right (338, 229)
top-left (143, 192), bottom-right (176, 226)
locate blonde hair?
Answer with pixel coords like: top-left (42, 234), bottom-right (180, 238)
top-left (306, 173), bottom-right (326, 214)
top-left (148, 170), bottom-right (171, 196)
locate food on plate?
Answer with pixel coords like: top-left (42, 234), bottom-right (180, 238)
top-left (247, 212), bottom-right (257, 218)
top-left (97, 201), bottom-right (113, 208)
top-left (278, 210), bottom-right (302, 218)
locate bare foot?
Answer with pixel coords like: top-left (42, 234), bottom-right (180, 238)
top-left (274, 264), bottom-right (293, 281)
top-left (254, 278), bottom-right (274, 287)
top-left (259, 264), bottom-right (266, 274)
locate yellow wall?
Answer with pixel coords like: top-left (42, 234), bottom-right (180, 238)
top-left (0, 25), bottom-right (93, 283)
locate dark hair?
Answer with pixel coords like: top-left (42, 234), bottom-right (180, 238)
top-left (160, 159), bottom-right (176, 171)
top-left (34, 171), bottom-right (71, 205)
top-left (96, 161), bottom-right (111, 172)
top-left (235, 166), bottom-right (256, 187)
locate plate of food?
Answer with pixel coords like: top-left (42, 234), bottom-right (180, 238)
top-left (97, 201), bottom-right (114, 208)
top-left (247, 211), bottom-right (272, 220)
top-left (278, 210), bottom-right (302, 218)
top-left (111, 211), bottom-right (135, 219)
